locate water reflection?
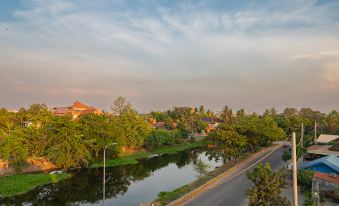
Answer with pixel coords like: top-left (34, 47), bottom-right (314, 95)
top-left (0, 148), bottom-right (221, 206)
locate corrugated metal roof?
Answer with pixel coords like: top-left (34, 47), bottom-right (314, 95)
top-left (316, 134), bottom-right (339, 144)
top-left (300, 155), bottom-right (339, 173)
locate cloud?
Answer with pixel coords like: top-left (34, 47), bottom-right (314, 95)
top-left (0, 0), bottom-right (339, 112)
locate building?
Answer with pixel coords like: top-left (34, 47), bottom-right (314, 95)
top-left (307, 134), bottom-right (339, 157)
top-left (52, 101), bottom-right (103, 119)
top-left (299, 155), bottom-right (339, 175)
top-left (200, 117), bottom-right (223, 133)
top-left (316, 134), bottom-right (339, 144)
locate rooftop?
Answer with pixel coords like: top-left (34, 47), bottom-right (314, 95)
top-left (71, 101), bottom-right (91, 110)
top-left (316, 134), bottom-right (339, 144)
top-left (307, 145), bottom-right (339, 156)
top-left (314, 172), bottom-right (339, 184)
top-left (300, 155), bottom-right (339, 173)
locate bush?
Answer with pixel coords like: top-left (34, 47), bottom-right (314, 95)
top-left (282, 149), bottom-right (291, 163)
top-left (144, 129), bottom-right (175, 149)
top-left (297, 170), bottom-right (314, 192)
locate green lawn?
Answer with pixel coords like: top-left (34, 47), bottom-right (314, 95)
top-left (90, 142), bottom-right (207, 168)
top-left (0, 173), bottom-right (71, 197)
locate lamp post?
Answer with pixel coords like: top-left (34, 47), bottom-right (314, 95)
top-left (103, 142), bottom-right (117, 206)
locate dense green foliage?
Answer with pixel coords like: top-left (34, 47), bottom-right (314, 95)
top-left (45, 116), bottom-right (94, 168)
top-left (0, 173), bottom-right (71, 197)
top-left (282, 149), bottom-right (291, 163)
top-left (1, 100), bottom-right (339, 170)
top-left (207, 124), bottom-right (248, 161)
top-left (297, 170), bottom-right (314, 192)
top-left (0, 98), bottom-right (153, 169)
top-left (247, 163), bottom-right (291, 206)
top-left (144, 129), bottom-right (187, 149)
top-left (207, 114), bottom-right (286, 162)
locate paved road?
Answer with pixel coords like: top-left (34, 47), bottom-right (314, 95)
top-left (185, 147), bottom-right (285, 206)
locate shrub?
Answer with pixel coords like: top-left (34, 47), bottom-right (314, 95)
top-left (144, 129), bottom-right (175, 149)
top-left (297, 170), bottom-right (314, 192)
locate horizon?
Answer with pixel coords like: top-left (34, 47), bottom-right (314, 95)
top-left (1, 0), bottom-right (339, 113)
top-left (2, 99), bottom-right (337, 115)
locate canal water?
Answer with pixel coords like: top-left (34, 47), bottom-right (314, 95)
top-left (0, 148), bottom-right (222, 206)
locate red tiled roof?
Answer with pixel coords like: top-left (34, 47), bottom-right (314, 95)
top-left (71, 101), bottom-right (91, 109)
top-left (315, 172), bottom-right (339, 184)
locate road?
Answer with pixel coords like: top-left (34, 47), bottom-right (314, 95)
top-left (184, 147), bottom-right (285, 206)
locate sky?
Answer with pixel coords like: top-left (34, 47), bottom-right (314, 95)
top-left (0, 0), bottom-right (339, 113)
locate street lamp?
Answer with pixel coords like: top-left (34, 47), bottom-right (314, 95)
top-left (103, 142), bottom-right (117, 206)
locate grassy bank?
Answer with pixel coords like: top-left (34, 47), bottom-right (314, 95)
top-left (90, 141), bottom-right (207, 168)
top-left (154, 152), bottom-right (251, 206)
top-left (0, 173), bottom-right (71, 197)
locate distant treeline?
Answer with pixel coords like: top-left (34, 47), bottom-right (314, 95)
top-left (0, 97), bottom-right (338, 169)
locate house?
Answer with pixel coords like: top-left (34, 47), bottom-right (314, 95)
top-left (316, 134), bottom-right (339, 144)
top-left (307, 134), bottom-right (339, 157)
top-left (52, 101), bottom-right (103, 119)
top-left (314, 172), bottom-right (339, 185)
top-left (299, 155), bottom-right (339, 175)
top-left (200, 117), bottom-right (223, 133)
top-left (52, 107), bottom-right (71, 116)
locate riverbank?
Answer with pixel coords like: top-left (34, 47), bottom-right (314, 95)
top-left (0, 157), bottom-right (57, 176)
top-left (0, 173), bottom-right (71, 197)
top-left (90, 141), bottom-right (207, 168)
top-left (154, 153), bottom-right (250, 206)
top-left (154, 144), bottom-right (281, 206)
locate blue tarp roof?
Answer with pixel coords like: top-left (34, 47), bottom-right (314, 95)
top-left (299, 155), bottom-right (339, 173)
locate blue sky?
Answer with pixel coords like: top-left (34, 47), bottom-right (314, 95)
top-left (1, 0), bottom-right (339, 113)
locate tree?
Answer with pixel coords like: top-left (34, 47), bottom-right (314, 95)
top-left (111, 96), bottom-right (133, 115)
top-left (220, 106), bottom-right (234, 124)
top-left (236, 108), bottom-right (245, 120)
top-left (144, 129), bottom-right (174, 149)
top-left (283, 108), bottom-right (298, 117)
top-left (237, 115), bottom-right (286, 151)
top-left (247, 163), bottom-right (291, 206)
top-left (0, 128), bottom-right (29, 169)
top-left (199, 105), bottom-right (205, 115)
top-left (327, 110), bottom-right (339, 134)
top-left (45, 116), bottom-right (93, 168)
top-left (297, 170), bottom-right (314, 192)
top-left (112, 111), bottom-right (152, 148)
top-left (282, 150), bottom-right (291, 166)
top-left (263, 108), bottom-right (278, 117)
top-left (78, 114), bottom-right (116, 157)
top-left (208, 124), bottom-right (248, 162)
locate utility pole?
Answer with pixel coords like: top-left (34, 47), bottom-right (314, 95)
top-left (292, 132), bottom-right (298, 206)
top-left (314, 121), bottom-right (317, 144)
top-left (299, 123), bottom-right (304, 163)
top-left (301, 123), bottom-right (304, 146)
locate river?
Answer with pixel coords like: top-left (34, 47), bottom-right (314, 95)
top-left (0, 148), bottom-right (222, 206)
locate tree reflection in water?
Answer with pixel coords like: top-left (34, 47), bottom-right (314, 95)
top-left (0, 148), bottom-right (208, 206)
